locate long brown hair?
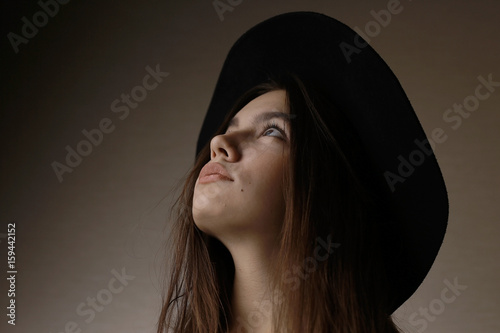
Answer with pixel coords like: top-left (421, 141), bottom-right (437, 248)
top-left (157, 75), bottom-right (402, 332)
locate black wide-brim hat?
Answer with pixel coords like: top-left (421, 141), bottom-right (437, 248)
top-left (195, 11), bottom-right (448, 313)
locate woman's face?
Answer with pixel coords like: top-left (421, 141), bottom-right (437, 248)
top-left (193, 89), bottom-right (291, 246)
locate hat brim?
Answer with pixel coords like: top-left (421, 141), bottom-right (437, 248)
top-left (195, 11), bottom-right (448, 312)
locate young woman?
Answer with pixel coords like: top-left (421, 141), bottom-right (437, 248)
top-left (157, 12), bottom-right (448, 333)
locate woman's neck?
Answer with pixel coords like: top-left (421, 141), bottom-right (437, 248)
top-left (226, 239), bottom-right (277, 333)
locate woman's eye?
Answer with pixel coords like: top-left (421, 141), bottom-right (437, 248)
top-left (262, 123), bottom-right (285, 139)
top-left (263, 128), bottom-right (280, 137)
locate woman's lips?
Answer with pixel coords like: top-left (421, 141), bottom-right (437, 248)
top-left (198, 162), bottom-right (234, 184)
top-left (198, 173), bottom-right (233, 184)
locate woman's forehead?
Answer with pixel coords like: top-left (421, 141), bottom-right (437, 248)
top-left (229, 90), bottom-right (289, 124)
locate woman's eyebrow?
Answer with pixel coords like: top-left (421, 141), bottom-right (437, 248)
top-left (227, 111), bottom-right (296, 129)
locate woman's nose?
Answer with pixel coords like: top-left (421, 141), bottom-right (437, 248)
top-left (210, 133), bottom-right (241, 162)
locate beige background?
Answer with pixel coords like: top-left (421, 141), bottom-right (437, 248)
top-left (1, 0), bottom-right (499, 332)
